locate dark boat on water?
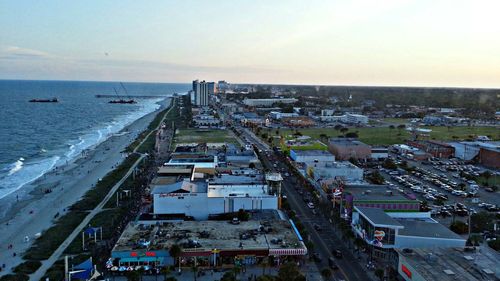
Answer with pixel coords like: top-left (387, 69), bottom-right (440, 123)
top-left (109, 83), bottom-right (136, 104)
top-left (29, 98), bottom-right (58, 103)
top-left (109, 99), bottom-right (136, 104)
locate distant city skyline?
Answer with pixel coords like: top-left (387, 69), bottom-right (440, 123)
top-left (1, 0), bottom-right (500, 88)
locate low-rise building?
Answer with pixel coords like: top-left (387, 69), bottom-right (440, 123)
top-left (396, 247), bottom-right (499, 281)
top-left (342, 184), bottom-right (420, 215)
top-left (328, 138), bottom-right (372, 160)
top-left (111, 217), bottom-right (307, 268)
top-left (306, 161), bottom-right (363, 183)
top-left (281, 116), bottom-right (315, 127)
top-left (243, 98), bottom-right (298, 107)
top-left (478, 144), bottom-right (500, 169)
top-left (289, 149), bottom-right (334, 163)
top-left (152, 174), bottom-right (278, 220)
top-left (371, 147), bottom-right (389, 160)
top-left (408, 140), bottom-right (455, 158)
top-left (269, 111), bottom-right (299, 120)
top-left (351, 207), bottom-right (465, 260)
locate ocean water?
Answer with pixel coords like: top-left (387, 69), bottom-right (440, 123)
top-left (0, 80), bottom-right (190, 199)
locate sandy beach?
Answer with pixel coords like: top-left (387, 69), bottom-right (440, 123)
top-left (0, 98), bottom-right (171, 275)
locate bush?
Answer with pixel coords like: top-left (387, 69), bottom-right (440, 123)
top-left (450, 221), bottom-right (468, 234)
top-left (0, 274), bottom-right (29, 281)
top-left (488, 239), bottom-right (500, 251)
top-left (13, 260), bottom-right (42, 274)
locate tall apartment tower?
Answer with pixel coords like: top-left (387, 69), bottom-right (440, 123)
top-left (192, 80), bottom-right (209, 106)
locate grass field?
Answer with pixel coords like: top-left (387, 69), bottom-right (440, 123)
top-left (262, 126), bottom-right (499, 146)
top-left (175, 129), bottom-right (239, 145)
top-left (381, 118), bottom-right (411, 124)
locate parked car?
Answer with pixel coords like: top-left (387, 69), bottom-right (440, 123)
top-left (332, 249), bottom-right (343, 258)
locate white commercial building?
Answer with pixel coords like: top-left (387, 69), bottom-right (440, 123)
top-left (243, 98), bottom-right (298, 107)
top-left (152, 175), bottom-right (278, 220)
top-left (269, 111), bottom-right (299, 120)
top-left (320, 113), bottom-right (368, 124)
top-left (343, 113), bottom-right (369, 124)
top-left (306, 161), bottom-right (363, 182)
top-left (351, 207), bottom-right (465, 250)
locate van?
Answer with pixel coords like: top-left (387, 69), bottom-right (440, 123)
top-left (328, 257), bottom-right (338, 270)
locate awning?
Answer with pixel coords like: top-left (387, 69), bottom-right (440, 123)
top-left (119, 257), bottom-right (161, 263)
top-left (269, 248), bottom-right (307, 256)
top-left (181, 251), bottom-right (212, 257)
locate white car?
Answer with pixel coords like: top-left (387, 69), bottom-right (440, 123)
top-left (307, 202), bottom-right (315, 209)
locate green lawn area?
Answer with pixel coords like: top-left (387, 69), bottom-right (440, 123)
top-left (264, 126), bottom-right (499, 146)
top-left (175, 129), bottom-right (239, 145)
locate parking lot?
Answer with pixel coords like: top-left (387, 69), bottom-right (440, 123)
top-left (377, 155), bottom-right (499, 227)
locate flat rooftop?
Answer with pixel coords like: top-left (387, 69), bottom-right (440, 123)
top-left (397, 219), bottom-right (464, 240)
top-left (397, 247), bottom-right (500, 281)
top-left (151, 180), bottom-right (208, 194)
top-left (209, 174), bottom-right (265, 185)
top-left (113, 219), bottom-right (305, 254)
top-left (346, 185), bottom-right (413, 201)
top-left (291, 150), bottom-right (333, 156)
top-left (329, 138), bottom-right (369, 147)
top-left (355, 207), bottom-right (403, 227)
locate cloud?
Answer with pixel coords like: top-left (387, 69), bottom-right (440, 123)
top-left (0, 46), bottom-right (51, 59)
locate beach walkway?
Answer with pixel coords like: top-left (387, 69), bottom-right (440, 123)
top-left (29, 98), bottom-right (176, 280)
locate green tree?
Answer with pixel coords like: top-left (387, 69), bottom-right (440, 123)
top-left (321, 268), bottom-right (332, 280)
top-left (374, 268), bottom-right (384, 281)
top-left (450, 221), bottom-right (468, 234)
top-left (340, 127), bottom-right (348, 136)
top-left (345, 132), bottom-right (358, 138)
top-left (192, 266), bottom-right (198, 281)
top-left (161, 267), bottom-right (171, 280)
top-left (169, 244), bottom-right (182, 272)
top-left (221, 272), bottom-right (236, 281)
top-left (257, 275), bottom-right (276, 281)
top-left (471, 212), bottom-right (496, 233)
top-left (125, 271), bottom-right (140, 281)
top-left (237, 209), bottom-right (250, 221)
top-left (278, 262), bottom-right (305, 281)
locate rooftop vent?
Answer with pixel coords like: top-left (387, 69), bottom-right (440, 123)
top-left (463, 255), bottom-right (474, 261)
top-left (443, 270), bottom-right (455, 275)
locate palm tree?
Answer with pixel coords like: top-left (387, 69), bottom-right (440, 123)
top-left (160, 267), bottom-right (171, 280)
top-left (321, 268), bottom-right (332, 280)
top-left (169, 244), bottom-right (182, 273)
top-left (261, 257), bottom-right (268, 275)
top-left (340, 127), bottom-right (348, 137)
top-left (192, 265), bottom-right (198, 281)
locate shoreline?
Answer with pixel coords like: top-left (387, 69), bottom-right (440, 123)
top-left (0, 97), bottom-right (171, 275)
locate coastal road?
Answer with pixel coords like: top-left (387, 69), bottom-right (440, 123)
top-left (30, 154), bottom-right (146, 281)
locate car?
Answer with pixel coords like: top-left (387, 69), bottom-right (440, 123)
top-left (314, 224), bottom-right (322, 231)
top-left (328, 257), bottom-right (339, 269)
top-left (307, 202), bottom-right (315, 209)
top-left (332, 249), bottom-right (343, 258)
top-left (312, 253), bottom-right (322, 263)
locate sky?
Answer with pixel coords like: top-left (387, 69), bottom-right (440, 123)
top-left (1, 0), bottom-right (500, 87)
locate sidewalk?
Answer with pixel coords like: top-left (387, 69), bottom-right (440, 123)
top-left (102, 261), bottom-right (323, 281)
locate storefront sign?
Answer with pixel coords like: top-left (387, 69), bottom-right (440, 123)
top-left (159, 193), bottom-right (198, 197)
top-left (401, 264), bottom-right (412, 279)
top-left (130, 251), bottom-right (156, 257)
